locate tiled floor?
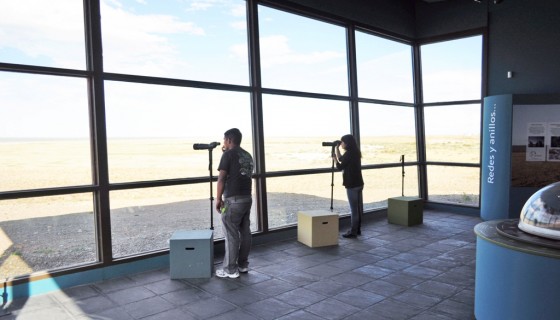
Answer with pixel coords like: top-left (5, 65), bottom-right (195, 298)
top-left (1, 210), bottom-right (480, 319)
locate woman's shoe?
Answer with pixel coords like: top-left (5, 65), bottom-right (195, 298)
top-left (342, 231), bottom-right (357, 238)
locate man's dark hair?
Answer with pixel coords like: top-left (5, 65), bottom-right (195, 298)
top-left (224, 128), bottom-right (242, 145)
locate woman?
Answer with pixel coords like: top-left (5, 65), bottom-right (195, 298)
top-left (334, 134), bottom-right (364, 238)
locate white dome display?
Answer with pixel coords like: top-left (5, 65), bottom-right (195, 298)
top-left (518, 182), bottom-right (560, 240)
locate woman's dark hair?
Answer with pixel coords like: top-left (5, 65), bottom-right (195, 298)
top-left (224, 128), bottom-right (242, 145)
top-left (340, 134), bottom-right (361, 158)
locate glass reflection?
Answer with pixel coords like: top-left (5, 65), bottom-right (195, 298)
top-left (519, 182), bottom-right (560, 240)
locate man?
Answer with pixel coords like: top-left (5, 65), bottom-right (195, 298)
top-left (215, 128), bottom-right (254, 278)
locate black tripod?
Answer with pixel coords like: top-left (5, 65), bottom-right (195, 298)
top-left (400, 154), bottom-right (405, 196)
top-left (329, 145), bottom-right (336, 211)
top-left (193, 142), bottom-right (220, 230)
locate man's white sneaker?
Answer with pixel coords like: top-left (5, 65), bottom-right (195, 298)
top-left (215, 269), bottom-right (239, 278)
top-left (238, 267), bottom-right (249, 273)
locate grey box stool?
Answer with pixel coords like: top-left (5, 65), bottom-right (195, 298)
top-left (169, 229), bottom-right (213, 279)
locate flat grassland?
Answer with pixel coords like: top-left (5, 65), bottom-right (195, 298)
top-left (0, 136), bottom-right (479, 278)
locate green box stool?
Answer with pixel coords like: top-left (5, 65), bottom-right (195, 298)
top-left (388, 196), bottom-right (423, 226)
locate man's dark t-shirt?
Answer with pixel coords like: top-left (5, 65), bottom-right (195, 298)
top-left (218, 146), bottom-right (253, 198)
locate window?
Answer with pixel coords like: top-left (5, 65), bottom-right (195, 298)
top-left (267, 174), bottom-right (345, 229)
top-left (427, 166), bottom-right (479, 206)
top-left (0, 0), bottom-right (86, 69)
top-left (359, 103), bottom-right (417, 166)
top-left (104, 82), bottom-right (252, 182)
top-left (421, 36), bottom-right (482, 103)
top-left (0, 73), bottom-right (91, 191)
top-left (420, 35), bottom-right (483, 207)
top-left (262, 95), bottom-right (350, 172)
top-left (258, 5), bottom-right (348, 95)
top-left (0, 193), bottom-right (96, 278)
top-left (110, 185), bottom-right (258, 258)
top-left (355, 32), bottom-right (414, 102)
top-left (363, 167), bottom-right (420, 210)
top-left (424, 104), bottom-right (481, 163)
top-left (100, 0), bottom-right (249, 85)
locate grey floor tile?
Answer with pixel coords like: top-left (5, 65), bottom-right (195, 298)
top-left (62, 295), bottom-right (117, 317)
top-left (303, 279), bottom-right (354, 296)
top-left (392, 290), bottom-right (443, 309)
top-left (332, 287), bottom-right (385, 308)
top-left (234, 270), bottom-right (273, 285)
top-left (106, 286), bottom-right (156, 305)
top-left (359, 279), bottom-right (407, 297)
top-left (183, 296), bottom-right (237, 319)
top-left (359, 298), bottom-right (425, 320)
top-left (449, 288), bottom-right (475, 306)
top-left (374, 257), bottom-right (413, 271)
top-left (243, 297), bottom-right (298, 320)
top-left (276, 309), bottom-right (326, 320)
top-left (326, 257), bottom-right (368, 271)
top-left (366, 246), bottom-right (401, 258)
top-left (412, 280), bottom-right (461, 299)
top-left (248, 278), bottom-right (298, 296)
top-left (144, 278), bottom-right (193, 295)
top-left (402, 265), bottom-right (443, 280)
top-left (122, 296), bottom-right (175, 319)
top-left (79, 306), bottom-right (135, 320)
top-left (217, 286), bottom-right (269, 307)
top-left (301, 264), bottom-right (346, 278)
top-left (274, 287), bottom-right (327, 308)
top-left (160, 286), bottom-right (213, 306)
top-left (128, 269), bottom-right (170, 285)
top-left (305, 297), bottom-right (362, 319)
top-left (50, 285), bottom-right (99, 304)
top-left (189, 277), bottom-right (245, 295)
top-left (141, 307), bottom-right (197, 320)
top-left (430, 299), bottom-right (475, 319)
top-left (329, 270), bottom-right (377, 286)
top-left (93, 276), bottom-right (139, 293)
top-left (353, 264), bottom-right (396, 279)
top-left (206, 308), bottom-right (261, 320)
top-left (381, 271), bottom-right (426, 288)
top-left (274, 270), bottom-right (322, 286)
top-left (409, 310), bottom-right (456, 320)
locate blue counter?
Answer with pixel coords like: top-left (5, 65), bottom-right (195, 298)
top-left (474, 220), bottom-right (560, 320)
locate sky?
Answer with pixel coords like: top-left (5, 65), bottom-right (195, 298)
top-left (0, 0), bottom-right (482, 139)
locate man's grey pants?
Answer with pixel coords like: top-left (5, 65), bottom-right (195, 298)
top-left (221, 195), bottom-right (252, 274)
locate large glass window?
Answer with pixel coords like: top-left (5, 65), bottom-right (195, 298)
top-left (100, 0), bottom-right (249, 85)
top-left (0, 193), bottom-right (96, 278)
top-left (105, 82), bottom-right (252, 183)
top-left (267, 174), bottom-right (347, 229)
top-left (424, 104), bottom-right (481, 163)
top-left (110, 185), bottom-right (258, 258)
top-left (258, 6), bottom-right (348, 95)
top-left (359, 103), bottom-right (417, 165)
top-left (0, 73), bottom-right (91, 191)
top-left (363, 167), bottom-right (420, 211)
top-left (355, 32), bottom-right (414, 102)
top-left (262, 95), bottom-right (350, 172)
top-left (0, 0), bottom-right (86, 69)
top-left (421, 36), bottom-right (482, 103)
top-left (421, 35), bottom-right (482, 207)
top-left (427, 166), bottom-right (479, 206)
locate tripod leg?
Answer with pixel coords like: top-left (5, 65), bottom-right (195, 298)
top-left (330, 158), bottom-right (335, 211)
